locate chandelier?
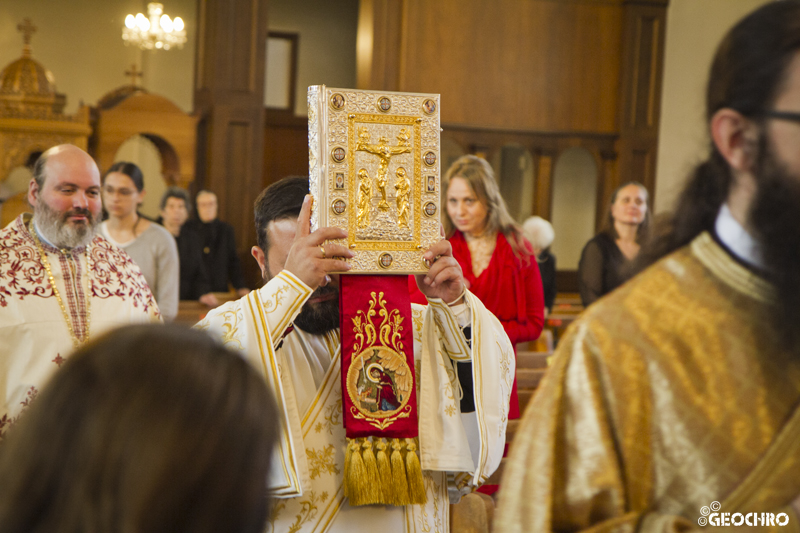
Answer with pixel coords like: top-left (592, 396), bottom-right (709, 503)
top-left (123, 3), bottom-right (186, 50)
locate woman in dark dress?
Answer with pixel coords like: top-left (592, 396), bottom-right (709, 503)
top-left (578, 181), bottom-right (650, 306)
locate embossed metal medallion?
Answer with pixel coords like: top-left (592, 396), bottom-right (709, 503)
top-left (377, 252), bottom-right (393, 269)
top-left (423, 151), bottom-right (437, 167)
top-left (331, 147), bottom-right (346, 163)
top-left (331, 199), bottom-right (347, 215)
top-left (330, 93), bottom-right (345, 110)
top-left (423, 202), bottom-right (437, 217)
top-left (377, 96), bottom-right (392, 112)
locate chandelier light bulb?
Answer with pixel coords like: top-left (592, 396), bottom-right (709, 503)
top-left (122, 3), bottom-right (187, 51)
top-left (161, 15), bottom-right (173, 32)
top-left (135, 13), bottom-right (148, 31)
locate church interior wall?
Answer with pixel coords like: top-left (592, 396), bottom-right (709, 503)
top-left (654, 0), bottom-right (771, 214)
top-left (0, 0), bottom-right (196, 114)
top-left (0, 0), bottom-right (780, 282)
top-left (268, 0), bottom-right (359, 117)
top-left (359, 0), bottom-right (624, 133)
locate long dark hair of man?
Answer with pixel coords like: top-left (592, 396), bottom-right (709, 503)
top-left (635, 1), bottom-right (800, 350)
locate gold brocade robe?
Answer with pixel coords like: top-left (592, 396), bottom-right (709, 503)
top-left (497, 233), bottom-right (800, 533)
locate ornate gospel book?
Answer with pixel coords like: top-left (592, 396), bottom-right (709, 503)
top-left (308, 85), bottom-right (441, 274)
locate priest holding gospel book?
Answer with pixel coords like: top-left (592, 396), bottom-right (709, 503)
top-left (197, 87), bottom-right (513, 531)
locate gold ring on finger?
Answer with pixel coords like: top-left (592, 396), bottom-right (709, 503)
top-left (320, 245), bottom-right (326, 259)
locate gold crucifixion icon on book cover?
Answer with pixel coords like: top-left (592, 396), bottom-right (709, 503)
top-left (308, 86), bottom-right (441, 273)
top-left (353, 124), bottom-right (414, 238)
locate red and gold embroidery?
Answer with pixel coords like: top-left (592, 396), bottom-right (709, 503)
top-left (339, 275), bottom-right (426, 507)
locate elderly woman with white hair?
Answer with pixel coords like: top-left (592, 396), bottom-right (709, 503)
top-left (522, 216), bottom-right (556, 314)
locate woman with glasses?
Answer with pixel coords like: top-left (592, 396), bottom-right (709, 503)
top-left (100, 162), bottom-right (179, 321)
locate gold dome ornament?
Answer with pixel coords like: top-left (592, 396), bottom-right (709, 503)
top-left (0, 18), bottom-right (67, 117)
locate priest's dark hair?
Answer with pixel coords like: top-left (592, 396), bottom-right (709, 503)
top-left (0, 324), bottom-right (279, 533)
top-left (103, 161), bottom-right (145, 192)
top-left (253, 176), bottom-right (308, 254)
top-left (636, 0), bottom-right (800, 270)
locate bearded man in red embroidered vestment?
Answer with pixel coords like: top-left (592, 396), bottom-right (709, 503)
top-left (0, 145), bottom-right (160, 440)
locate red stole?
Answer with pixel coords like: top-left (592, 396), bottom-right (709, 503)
top-left (339, 275), bottom-right (426, 506)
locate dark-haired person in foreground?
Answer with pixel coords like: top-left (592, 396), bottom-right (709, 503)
top-left (0, 324), bottom-right (279, 533)
top-left (0, 145), bottom-right (160, 441)
top-left (498, 2), bottom-right (800, 531)
top-left (196, 177), bottom-right (514, 531)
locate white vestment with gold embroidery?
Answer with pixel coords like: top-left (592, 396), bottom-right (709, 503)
top-left (196, 270), bottom-right (514, 533)
top-left (0, 214), bottom-right (161, 439)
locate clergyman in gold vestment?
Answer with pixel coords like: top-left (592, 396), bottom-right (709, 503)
top-left (498, 3), bottom-right (800, 531)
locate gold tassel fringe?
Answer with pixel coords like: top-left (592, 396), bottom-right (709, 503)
top-left (375, 438), bottom-right (393, 502)
top-left (390, 438), bottom-right (410, 505)
top-left (343, 436), bottom-right (426, 507)
top-left (344, 439), bottom-right (367, 503)
top-left (404, 438), bottom-right (427, 505)
top-left (361, 439), bottom-right (382, 504)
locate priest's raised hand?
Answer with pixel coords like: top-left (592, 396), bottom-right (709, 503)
top-left (415, 238), bottom-right (466, 305)
top-left (282, 194), bottom-right (352, 289)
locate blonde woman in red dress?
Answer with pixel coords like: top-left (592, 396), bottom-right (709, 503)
top-left (440, 155), bottom-right (545, 425)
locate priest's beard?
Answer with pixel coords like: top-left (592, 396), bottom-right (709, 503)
top-left (262, 268), bottom-right (339, 335)
top-left (292, 285), bottom-right (340, 335)
top-left (35, 201), bottom-right (99, 249)
top-left (749, 135), bottom-right (800, 352)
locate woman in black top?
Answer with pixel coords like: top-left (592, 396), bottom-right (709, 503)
top-left (578, 182), bottom-right (650, 306)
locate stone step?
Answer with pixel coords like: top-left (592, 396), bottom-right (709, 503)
top-left (516, 351), bottom-right (550, 369)
top-left (517, 368), bottom-right (545, 389)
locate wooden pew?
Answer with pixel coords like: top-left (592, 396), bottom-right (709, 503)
top-left (173, 291), bottom-right (243, 326)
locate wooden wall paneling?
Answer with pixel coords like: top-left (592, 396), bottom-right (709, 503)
top-left (615, 0), bottom-right (668, 203)
top-left (534, 151), bottom-right (554, 221)
top-left (263, 110), bottom-right (309, 189)
top-left (441, 123), bottom-right (616, 223)
top-left (357, 0), bottom-right (404, 91)
top-left (195, 0), bottom-right (268, 288)
top-left (597, 149), bottom-right (619, 230)
top-left (374, 0), bottom-right (624, 132)
top-left (93, 94), bottom-right (198, 189)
